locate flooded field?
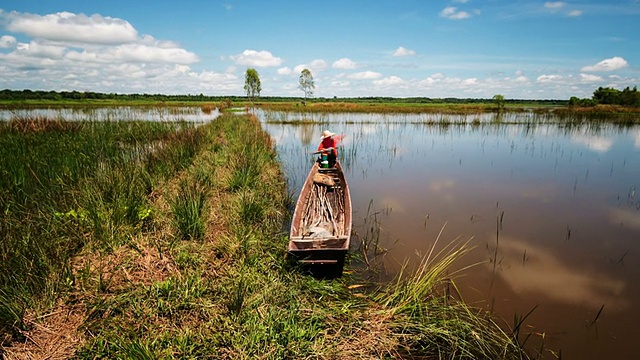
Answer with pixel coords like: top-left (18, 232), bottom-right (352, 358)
top-left (0, 106), bottom-right (220, 123)
top-left (3, 106), bottom-right (637, 358)
top-left (259, 110), bottom-right (640, 359)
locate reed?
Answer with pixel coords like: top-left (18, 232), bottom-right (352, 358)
top-left (0, 117), bottom-right (203, 338)
top-left (2, 112), bottom-right (531, 359)
top-left (169, 180), bottom-right (206, 241)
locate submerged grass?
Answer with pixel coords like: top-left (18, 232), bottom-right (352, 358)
top-left (1, 113), bottom-right (531, 359)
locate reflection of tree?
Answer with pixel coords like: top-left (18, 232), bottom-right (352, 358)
top-left (299, 123), bottom-right (314, 146)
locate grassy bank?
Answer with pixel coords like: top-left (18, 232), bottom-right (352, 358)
top-left (1, 114), bottom-right (530, 358)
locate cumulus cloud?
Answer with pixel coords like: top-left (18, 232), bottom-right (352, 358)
top-left (544, 2), bottom-right (565, 10)
top-left (581, 56), bottom-right (628, 72)
top-left (568, 10), bottom-right (583, 16)
top-left (536, 74), bottom-right (563, 83)
top-left (277, 66), bottom-right (293, 75)
top-left (0, 35), bottom-right (17, 48)
top-left (347, 71), bottom-right (382, 80)
top-left (461, 78), bottom-right (478, 85)
top-left (3, 11), bottom-right (138, 45)
top-left (392, 46), bottom-right (416, 57)
top-left (231, 49), bottom-right (283, 67)
top-left (293, 59), bottom-right (327, 75)
top-left (15, 40), bottom-right (66, 59)
top-left (332, 57), bottom-right (357, 69)
top-left (307, 59), bottom-right (328, 71)
top-left (572, 134), bottom-right (613, 152)
top-left (107, 43), bottom-right (199, 64)
top-left (331, 80), bottom-right (350, 88)
top-left (580, 73), bottom-right (602, 82)
top-left (373, 76), bottom-right (405, 86)
top-left (495, 238), bottom-right (627, 310)
top-left (419, 73), bottom-right (445, 86)
top-left (61, 42), bottom-right (198, 64)
top-left (0, 9), bottom-right (211, 95)
top-left (439, 7), bottom-right (478, 20)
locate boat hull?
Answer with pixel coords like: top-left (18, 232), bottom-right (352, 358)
top-left (288, 161), bottom-right (352, 275)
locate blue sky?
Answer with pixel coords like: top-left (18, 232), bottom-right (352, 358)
top-left (0, 0), bottom-right (638, 99)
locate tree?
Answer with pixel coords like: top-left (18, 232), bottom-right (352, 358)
top-left (492, 94), bottom-right (505, 112)
top-left (620, 86), bottom-right (640, 107)
top-left (592, 87), bottom-right (619, 105)
top-left (244, 68), bottom-right (261, 101)
top-left (298, 68), bottom-right (315, 104)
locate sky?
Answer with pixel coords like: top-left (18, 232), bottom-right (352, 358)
top-left (0, 0), bottom-right (638, 100)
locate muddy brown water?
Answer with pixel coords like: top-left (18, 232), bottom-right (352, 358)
top-left (259, 110), bottom-right (640, 360)
top-left (6, 107), bottom-right (636, 358)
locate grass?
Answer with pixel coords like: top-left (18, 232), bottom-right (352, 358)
top-left (1, 112), bottom-right (533, 359)
top-left (0, 117), bottom-right (203, 336)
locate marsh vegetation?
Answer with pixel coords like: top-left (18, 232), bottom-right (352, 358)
top-left (1, 108), bottom-right (530, 358)
top-left (260, 108), bottom-right (640, 360)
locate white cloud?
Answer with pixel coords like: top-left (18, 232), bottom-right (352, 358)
top-left (293, 59), bottom-right (327, 75)
top-left (277, 66), bottom-right (293, 75)
top-left (419, 73), bottom-right (445, 86)
top-left (392, 46), bottom-right (416, 57)
top-left (230, 49), bottom-right (283, 67)
top-left (440, 7), bottom-right (477, 20)
top-left (4, 11), bottom-right (138, 45)
top-left (572, 134), bottom-right (613, 152)
top-left (544, 2), bottom-right (565, 10)
top-left (0, 35), bottom-right (17, 48)
top-left (580, 73), bottom-right (602, 82)
top-left (332, 58), bottom-right (357, 69)
top-left (127, 44), bottom-right (197, 63)
top-left (461, 78), bottom-right (478, 85)
top-left (347, 71), bottom-right (382, 80)
top-left (568, 10), bottom-right (583, 17)
top-left (331, 80), bottom-right (350, 87)
top-left (308, 59), bottom-right (328, 71)
top-left (373, 76), bottom-right (405, 86)
top-left (581, 56), bottom-right (629, 72)
top-left (536, 74), bottom-right (563, 83)
top-left (63, 43), bottom-right (198, 64)
top-left (16, 40), bottom-right (66, 59)
top-left (175, 64), bottom-right (190, 73)
top-left (494, 238), bottom-right (627, 310)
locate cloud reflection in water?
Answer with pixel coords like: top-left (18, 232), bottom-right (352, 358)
top-left (492, 238), bottom-right (628, 311)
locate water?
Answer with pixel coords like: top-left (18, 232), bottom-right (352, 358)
top-left (4, 106), bottom-right (637, 358)
top-left (0, 106), bottom-right (220, 122)
top-left (258, 110), bottom-right (640, 360)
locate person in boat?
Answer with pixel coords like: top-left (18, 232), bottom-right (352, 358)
top-left (317, 130), bottom-right (343, 168)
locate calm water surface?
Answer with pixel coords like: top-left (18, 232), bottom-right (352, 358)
top-left (258, 110), bottom-right (640, 360)
top-left (0, 106), bottom-right (219, 122)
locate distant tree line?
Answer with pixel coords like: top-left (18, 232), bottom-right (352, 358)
top-left (569, 86), bottom-right (640, 107)
top-left (0, 89), bottom-right (244, 102)
top-left (0, 89), bottom-right (570, 105)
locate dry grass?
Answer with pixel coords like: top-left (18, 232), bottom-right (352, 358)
top-left (2, 300), bottom-right (85, 360)
top-left (8, 118), bottom-right (83, 133)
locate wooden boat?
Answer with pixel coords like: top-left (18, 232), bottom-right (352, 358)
top-left (288, 161), bottom-right (352, 274)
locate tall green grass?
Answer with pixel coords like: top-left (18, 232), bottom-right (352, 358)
top-left (0, 118), bottom-right (204, 336)
top-left (169, 180), bottom-right (206, 241)
top-left (2, 113), bottom-right (532, 358)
